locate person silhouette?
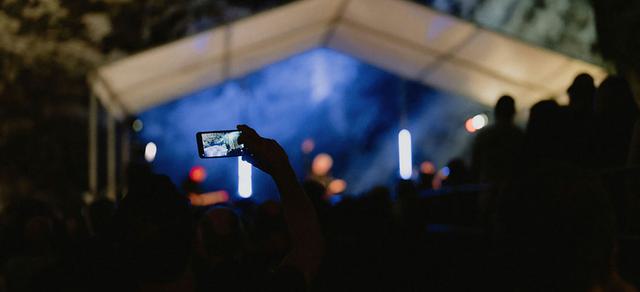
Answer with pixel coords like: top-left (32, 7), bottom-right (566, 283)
top-left (523, 99), bottom-right (564, 167)
top-left (471, 95), bottom-right (524, 184)
top-left (237, 125), bottom-right (324, 289)
top-left (561, 73), bottom-right (598, 168)
top-left (442, 158), bottom-right (472, 187)
top-left (86, 125), bottom-right (324, 292)
top-left (568, 73), bottom-right (596, 116)
top-left (594, 75), bottom-right (640, 169)
top-left (492, 167), bottom-right (636, 292)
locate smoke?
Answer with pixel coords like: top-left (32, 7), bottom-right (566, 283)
top-left (138, 48), bottom-right (487, 201)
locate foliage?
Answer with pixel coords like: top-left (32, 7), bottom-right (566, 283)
top-left (0, 0), bottom-right (294, 202)
top-left (592, 0), bottom-right (640, 74)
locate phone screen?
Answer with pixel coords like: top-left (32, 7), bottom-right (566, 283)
top-left (197, 130), bottom-right (244, 158)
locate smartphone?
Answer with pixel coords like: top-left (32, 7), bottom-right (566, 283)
top-left (196, 130), bottom-right (244, 158)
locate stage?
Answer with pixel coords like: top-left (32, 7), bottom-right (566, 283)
top-left (136, 48), bottom-right (486, 201)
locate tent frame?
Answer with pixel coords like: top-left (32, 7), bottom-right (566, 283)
top-left (87, 0), bottom-right (608, 198)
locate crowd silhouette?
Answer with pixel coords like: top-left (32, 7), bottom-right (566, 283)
top-left (1, 73), bottom-right (639, 292)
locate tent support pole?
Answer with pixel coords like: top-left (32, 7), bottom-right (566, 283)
top-left (88, 93), bottom-right (98, 200)
top-left (106, 112), bottom-right (117, 201)
top-left (119, 122), bottom-right (130, 203)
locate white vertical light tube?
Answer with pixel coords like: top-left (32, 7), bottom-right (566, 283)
top-left (471, 114), bottom-right (489, 130)
top-left (144, 142), bottom-right (157, 162)
top-left (398, 129), bottom-right (412, 180)
top-left (238, 157), bottom-right (252, 198)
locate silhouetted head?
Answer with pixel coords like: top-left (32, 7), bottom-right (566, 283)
top-left (524, 99), bottom-right (561, 162)
top-left (113, 172), bottom-right (193, 283)
top-left (494, 95), bottom-right (516, 124)
top-left (567, 73), bottom-right (595, 114)
top-left (528, 99), bottom-right (559, 117)
top-left (199, 207), bottom-right (243, 262)
top-left (494, 167), bottom-right (615, 292)
top-left (595, 75), bottom-right (639, 120)
top-left (526, 99), bottom-right (560, 139)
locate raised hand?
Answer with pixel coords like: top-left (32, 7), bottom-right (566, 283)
top-left (236, 124), bottom-right (323, 283)
top-left (237, 124), bottom-right (292, 177)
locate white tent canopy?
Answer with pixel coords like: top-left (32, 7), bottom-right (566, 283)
top-left (89, 0), bottom-right (606, 120)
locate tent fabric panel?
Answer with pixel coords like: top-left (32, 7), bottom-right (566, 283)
top-left (89, 74), bottom-right (127, 120)
top-left (343, 0), bottom-right (476, 54)
top-left (537, 59), bottom-right (608, 96)
top-left (453, 30), bottom-right (570, 90)
top-left (118, 59), bottom-right (226, 113)
top-left (229, 0), bottom-right (341, 51)
top-left (423, 60), bottom-right (544, 109)
top-left (328, 22), bottom-right (437, 79)
top-left (98, 28), bottom-right (226, 93)
top-left (89, 0), bottom-right (609, 118)
top-left (229, 23), bottom-right (327, 79)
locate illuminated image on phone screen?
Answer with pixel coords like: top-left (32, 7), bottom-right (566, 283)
top-left (200, 131), bottom-right (244, 158)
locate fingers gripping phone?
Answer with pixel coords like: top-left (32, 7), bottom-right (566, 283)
top-left (196, 130), bottom-right (244, 158)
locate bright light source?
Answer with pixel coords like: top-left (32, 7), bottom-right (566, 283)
top-left (327, 179), bottom-right (347, 195)
top-left (398, 129), bottom-right (412, 180)
top-left (144, 142), bottom-right (157, 162)
top-left (472, 114), bottom-right (488, 129)
top-left (433, 166), bottom-right (450, 189)
top-left (440, 166), bottom-right (450, 177)
top-left (420, 161), bottom-right (436, 175)
top-left (132, 119), bottom-right (143, 132)
top-left (238, 157), bottom-right (252, 198)
top-left (189, 166), bottom-right (207, 183)
top-left (312, 153), bottom-right (333, 176)
top-left (465, 119), bottom-right (477, 133)
top-left (465, 114), bottom-right (489, 133)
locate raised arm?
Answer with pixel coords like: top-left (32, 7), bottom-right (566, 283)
top-left (237, 125), bottom-right (324, 283)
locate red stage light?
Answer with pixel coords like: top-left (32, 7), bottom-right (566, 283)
top-left (465, 118), bottom-right (477, 133)
top-left (189, 166), bottom-right (207, 183)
